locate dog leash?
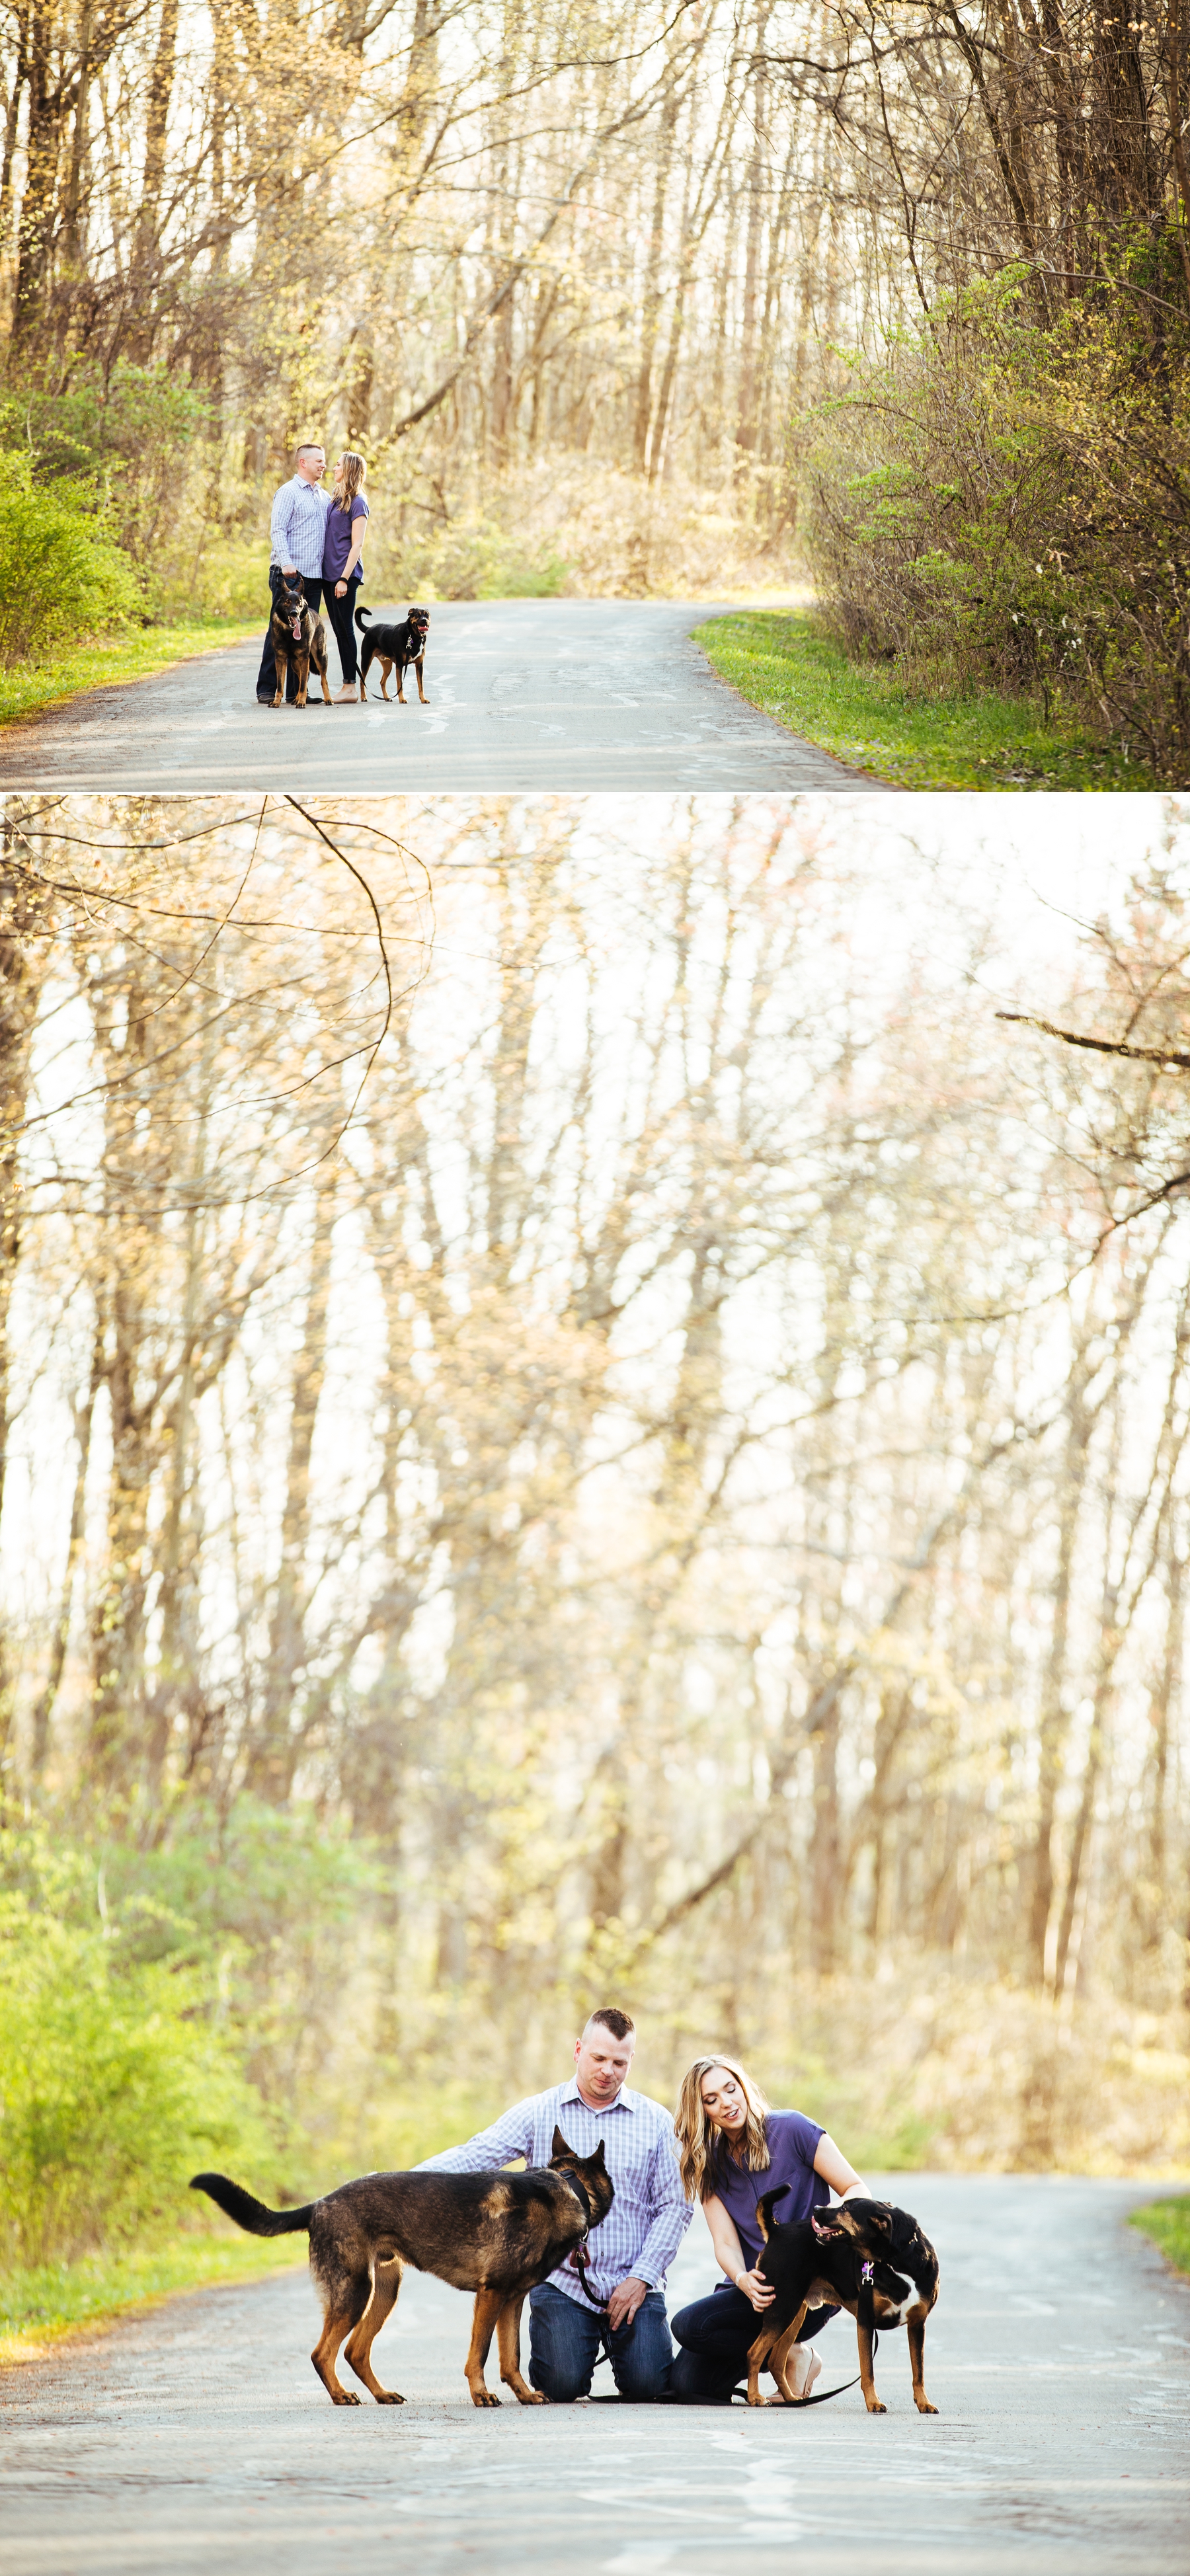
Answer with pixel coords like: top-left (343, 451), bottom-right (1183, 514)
top-left (561, 2172), bottom-right (610, 2314)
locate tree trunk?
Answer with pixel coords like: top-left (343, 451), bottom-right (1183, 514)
top-left (243, 1163), bottom-right (338, 1801)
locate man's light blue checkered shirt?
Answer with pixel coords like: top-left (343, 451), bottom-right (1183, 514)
top-left (269, 474), bottom-right (331, 576)
top-left (417, 2081), bottom-right (692, 2311)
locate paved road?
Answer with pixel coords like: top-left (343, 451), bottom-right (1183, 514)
top-left (2, 2177), bottom-right (1186, 2574)
top-left (0, 601), bottom-right (875, 793)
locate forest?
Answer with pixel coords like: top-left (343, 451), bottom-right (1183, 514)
top-left (0, 1), bottom-right (1185, 758)
top-left (1, 794), bottom-right (1188, 2288)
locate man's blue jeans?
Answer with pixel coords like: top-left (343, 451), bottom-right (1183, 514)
top-left (528, 2282), bottom-right (673, 2400)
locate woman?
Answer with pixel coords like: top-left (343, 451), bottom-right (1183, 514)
top-left (321, 450), bottom-right (370, 703)
top-left (670, 2055), bottom-right (869, 2403)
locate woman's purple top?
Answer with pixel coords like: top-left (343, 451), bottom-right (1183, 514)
top-left (707, 2109), bottom-right (827, 2281)
top-left (323, 494), bottom-right (368, 582)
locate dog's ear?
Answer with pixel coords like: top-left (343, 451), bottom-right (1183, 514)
top-left (586, 2139), bottom-right (608, 2168)
top-left (551, 2126), bottom-right (573, 2160)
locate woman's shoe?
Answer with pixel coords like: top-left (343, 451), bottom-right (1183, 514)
top-left (333, 684), bottom-right (358, 703)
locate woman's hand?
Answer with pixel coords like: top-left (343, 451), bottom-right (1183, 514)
top-left (335, 580), bottom-right (347, 598)
top-left (733, 2265), bottom-right (775, 2312)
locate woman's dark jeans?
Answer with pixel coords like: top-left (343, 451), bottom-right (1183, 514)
top-left (670, 2284), bottom-right (838, 2401)
top-left (323, 576), bottom-right (363, 685)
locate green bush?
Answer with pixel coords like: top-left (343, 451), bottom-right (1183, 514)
top-left (0, 457), bottom-right (138, 662)
top-left (377, 504), bottom-right (571, 600)
top-left (799, 264), bottom-right (1190, 777)
top-left (0, 362), bottom-right (212, 564)
top-left (0, 1824), bottom-right (276, 2269)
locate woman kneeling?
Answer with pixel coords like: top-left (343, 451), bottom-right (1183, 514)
top-left (670, 2056), bottom-right (869, 2403)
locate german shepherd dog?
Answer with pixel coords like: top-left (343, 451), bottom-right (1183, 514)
top-left (192, 2127), bottom-right (613, 2409)
top-left (270, 574), bottom-right (331, 708)
top-left (745, 2189), bottom-right (940, 2414)
top-left (355, 604), bottom-right (430, 703)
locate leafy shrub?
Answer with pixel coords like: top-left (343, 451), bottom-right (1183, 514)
top-left (0, 1824), bottom-right (276, 2268)
top-left (387, 506), bottom-right (571, 600)
top-left (799, 264), bottom-right (1190, 776)
top-left (0, 362), bottom-right (212, 564)
top-left (0, 457), bottom-right (138, 662)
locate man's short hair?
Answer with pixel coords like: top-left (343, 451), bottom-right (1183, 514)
top-left (584, 2006), bottom-right (635, 2042)
top-left (295, 441), bottom-right (325, 461)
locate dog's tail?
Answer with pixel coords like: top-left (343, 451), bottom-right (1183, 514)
top-left (754, 2183), bottom-right (791, 2243)
top-left (190, 2172), bottom-right (314, 2236)
top-left (354, 604), bottom-right (374, 631)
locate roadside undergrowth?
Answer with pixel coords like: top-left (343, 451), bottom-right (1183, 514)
top-left (695, 608), bottom-right (1162, 791)
top-left (1130, 2197), bottom-right (1190, 2279)
top-left (0, 621), bottom-right (261, 732)
top-left (0, 2234), bottom-right (305, 2368)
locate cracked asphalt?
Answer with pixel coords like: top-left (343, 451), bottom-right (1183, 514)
top-left (0, 600), bottom-right (877, 793)
top-left (1, 2175), bottom-right (1187, 2575)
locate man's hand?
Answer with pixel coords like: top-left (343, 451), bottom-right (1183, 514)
top-left (606, 2275), bottom-right (649, 2333)
top-left (282, 564), bottom-right (297, 576)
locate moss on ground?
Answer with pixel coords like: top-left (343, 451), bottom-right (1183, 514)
top-left (695, 609), bottom-right (1163, 792)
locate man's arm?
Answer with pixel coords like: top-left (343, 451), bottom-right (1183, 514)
top-left (414, 2097), bottom-right (539, 2173)
top-left (270, 483), bottom-right (296, 574)
top-left (605, 2125), bottom-right (694, 2331)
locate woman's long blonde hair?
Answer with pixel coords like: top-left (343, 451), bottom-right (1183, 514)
top-left (335, 450), bottom-right (367, 512)
top-left (674, 2055), bottom-right (772, 2204)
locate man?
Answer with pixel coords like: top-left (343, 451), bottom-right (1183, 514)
top-left (256, 442), bottom-right (331, 706)
top-left (418, 2007), bottom-right (690, 2401)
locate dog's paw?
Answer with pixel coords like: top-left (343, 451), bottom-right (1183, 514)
top-left (514, 2389), bottom-right (546, 2405)
top-left (331, 2389), bottom-right (362, 2405)
top-left (469, 2386), bottom-right (501, 2407)
top-left (915, 2399), bottom-right (939, 2415)
top-left (374, 2390), bottom-right (405, 2405)
top-left (865, 2399), bottom-right (888, 2415)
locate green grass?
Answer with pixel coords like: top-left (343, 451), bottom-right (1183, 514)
top-left (0, 619), bottom-right (260, 732)
top-left (1130, 2194), bottom-right (1190, 2279)
top-left (695, 609), bottom-right (1162, 792)
top-left (0, 2232), bottom-right (305, 2366)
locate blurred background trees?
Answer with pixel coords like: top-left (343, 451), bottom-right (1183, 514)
top-left (1, 792), bottom-right (1189, 2265)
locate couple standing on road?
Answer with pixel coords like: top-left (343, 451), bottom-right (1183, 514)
top-left (418, 2005), bottom-right (871, 2404)
top-left (257, 442), bottom-right (370, 708)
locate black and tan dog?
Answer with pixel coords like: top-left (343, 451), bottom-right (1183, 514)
top-left (270, 574), bottom-right (331, 708)
top-left (744, 2189), bottom-right (940, 2414)
top-left (192, 2127), bottom-right (612, 2408)
top-left (355, 604), bottom-right (430, 703)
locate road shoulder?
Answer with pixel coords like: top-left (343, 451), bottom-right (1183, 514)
top-left (0, 624), bottom-right (260, 736)
top-left (695, 608), bottom-right (1161, 791)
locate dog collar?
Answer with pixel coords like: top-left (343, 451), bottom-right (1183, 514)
top-left (563, 2172), bottom-right (594, 2230)
top-left (860, 2259), bottom-right (875, 2285)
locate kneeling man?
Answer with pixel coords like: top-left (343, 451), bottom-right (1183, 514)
top-left (418, 2006), bottom-right (690, 2401)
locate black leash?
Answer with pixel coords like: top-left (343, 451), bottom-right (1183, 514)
top-left (592, 2339), bottom-right (874, 2405)
top-left (561, 2171), bottom-right (610, 2314)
